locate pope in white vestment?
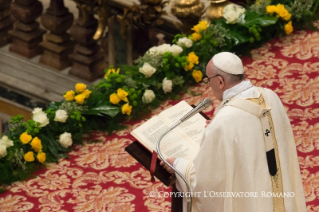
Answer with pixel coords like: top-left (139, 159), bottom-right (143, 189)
top-left (161, 52), bottom-right (307, 212)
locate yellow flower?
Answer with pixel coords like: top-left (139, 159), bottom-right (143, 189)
top-left (75, 94), bottom-right (86, 104)
top-left (104, 68), bottom-right (120, 79)
top-left (20, 132), bottom-right (32, 144)
top-left (63, 90), bottom-right (75, 101)
top-left (37, 152), bottom-right (46, 163)
top-left (110, 93), bottom-right (120, 104)
top-left (122, 103), bottom-right (132, 115)
top-left (191, 25), bottom-right (200, 33)
top-left (198, 21), bottom-right (208, 31)
top-left (184, 63), bottom-right (194, 71)
top-left (82, 89), bottom-right (92, 98)
top-left (24, 151), bottom-right (34, 162)
top-left (266, 5), bottom-right (277, 14)
top-left (284, 21), bottom-right (293, 35)
top-left (279, 10), bottom-right (291, 21)
top-left (187, 52), bottom-right (199, 65)
top-left (192, 70), bottom-right (203, 83)
top-left (190, 32), bottom-right (202, 42)
top-left (75, 83), bottom-right (86, 93)
top-left (117, 88), bottom-right (128, 102)
top-left (31, 137), bottom-right (42, 152)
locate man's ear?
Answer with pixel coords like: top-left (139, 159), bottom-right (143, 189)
top-left (218, 76), bottom-right (225, 89)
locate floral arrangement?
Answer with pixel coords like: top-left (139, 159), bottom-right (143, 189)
top-left (0, 0), bottom-right (318, 191)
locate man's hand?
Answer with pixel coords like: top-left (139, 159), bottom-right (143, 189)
top-left (205, 120), bottom-right (212, 128)
top-left (160, 158), bottom-right (176, 174)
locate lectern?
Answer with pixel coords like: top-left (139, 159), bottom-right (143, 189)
top-left (125, 106), bottom-right (210, 212)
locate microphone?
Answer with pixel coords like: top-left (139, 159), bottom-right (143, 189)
top-left (180, 97), bottom-right (212, 122)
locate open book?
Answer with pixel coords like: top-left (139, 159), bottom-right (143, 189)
top-left (130, 100), bottom-right (208, 161)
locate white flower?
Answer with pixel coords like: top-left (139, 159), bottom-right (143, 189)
top-left (170, 44), bottom-right (183, 56)
top-left (148, 46), bottom-right (158, 55)
top-left (142, 90), bottom-right (156, 104)
top-left (33, 112), bottom-right (49, 127)
top-left (0, 136), bottom-right (13, 148)
top-left (177, 37), bottom-right (193, 48)
top-left (223, 4), bottom-right (245, 24)
top-left (59, 132), bottom-right (73, 148)
top-left (32, 108), bottom-right (43, 116)
top-left (157, 44), bottom-right (171, 55)
top-left (0, 144), bottom-right (7, 158)
top-left (162, 77), bottom-right (173, 94)
top-left (139, 62), bottom-right (156, 78)
top-left (54, 109), bottom-right (68, 123)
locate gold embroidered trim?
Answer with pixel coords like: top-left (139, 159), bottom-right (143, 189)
top-left (250, 95), bottom-right (285, 212)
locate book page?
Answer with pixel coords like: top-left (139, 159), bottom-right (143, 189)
top-left (131, 116), bottom-right (199, 161)
top-left (158, 100), bottom-right (207, 146)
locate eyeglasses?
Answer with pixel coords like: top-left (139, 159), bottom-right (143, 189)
top-left (202, 74), bottom-right (223, 84)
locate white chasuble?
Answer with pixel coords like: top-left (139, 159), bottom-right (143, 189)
top-left (175, 86), bottom-right (307, 212)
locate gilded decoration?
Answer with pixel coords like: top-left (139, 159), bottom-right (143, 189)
top-left (205, 0), bottom-right (231, 21)
top-left (171, 0), bottom-right (205, 34)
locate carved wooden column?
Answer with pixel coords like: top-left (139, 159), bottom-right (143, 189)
top-left (68, 5), bottom-right (105, 81)
top-left (40, 0), bottom-right (74, 70)
top-left (0, 0), bottom-right (14, 47)
top-left (9, 0), bottom-right (45, 58)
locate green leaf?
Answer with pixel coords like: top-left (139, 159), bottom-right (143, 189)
top-left (85, 102), bottom-right (120, 118)
top-left (238, 11), bottom-right (277, 27)
top-left (226, 30), bottom-right (250, 45)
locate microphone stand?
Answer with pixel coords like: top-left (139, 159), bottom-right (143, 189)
top-left (156, 120), bottom-right (193, 212)
top-left (156, 98), bottom-right (212, 212)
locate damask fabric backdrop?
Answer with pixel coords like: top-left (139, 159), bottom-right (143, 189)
top-left (1, 22), bottom-right (319, 211)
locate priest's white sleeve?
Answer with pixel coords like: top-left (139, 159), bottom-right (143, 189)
top-left (174, 158), bottom-right (197, 200)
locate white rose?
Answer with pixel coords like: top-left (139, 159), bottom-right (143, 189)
top-left (177, 37), bottom-right (193, 48)
top-left (59, 132), bottom-right (73, 148)
top-left (33, 112), bottom-right (49, 127)
top-left (142, 90), bottom-right (155, 104)
top-left (0, 144), bottom-right (7, 158)
top-left (0, 136), bottom-right (13, 148)
top-left (223, 4), bottom-right (245, 24)
top-left (157, 44), bottom-right (171, 55)
top-left (32, 107), bottom-right (43, 116)
top-left (139, 62), bottom-right (156, 78)
top-left (162, 77), bottom-right (173, 94)
top-left (170, 44), bottom-right (183, 56)
top-left (54, 109), bottom-right (68, 123)
top-left (148, 46), bottom-right (158, 55)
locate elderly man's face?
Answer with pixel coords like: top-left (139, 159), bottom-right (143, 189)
top-left (205, 60), bottom-right (225, 101)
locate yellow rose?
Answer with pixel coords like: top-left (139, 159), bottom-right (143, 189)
top-left (192, 70), bottom-right (203, 83)
top-left (184, 63), bottom-right (194, 71)
top-left (104, 68), bottom-right (120, 79)
top-left (20, 132), bottom-right (32, 144)
top-left (122, 103), bottom-right (132, 115)
top-left (31, 137), bottom-right (42, 152)
top-left (266, 5), bottom-right (277, 14)
top-left (117, 88), bottom-right (128, 102)
top-left (279, 10), bottom-right (291, 21)
top-left (75, 83), bottom-right (86, 93)
top-left (63, 90), bottom-right (75, 101)
top-left (198, 21), bottom-right (208, 31)
top-left (191, 25), bottom-right (200, 33)
top-left (284, 21), bottom-right (293, 35)
top-left (75, 94), bottom-right (86, 104)
top-left (37, 152), bottom-right (46, 163)
top-left (187, 52), bottom-right (199, 65)
top-left (190, 32), bottom-right (202, 42)
top-left (82, 89), bottom-right (92, 98)
top-left (110, 93), bottom-right (120, 104)
top-left (24, 151), bottom-right (35, 162)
